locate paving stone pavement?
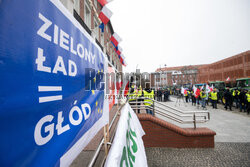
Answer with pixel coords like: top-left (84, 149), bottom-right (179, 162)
top-left (156, 96), bottom-right (250, 142)
top-left (147, 96), bottom-right (250, 167)
top-left (146, 143), bottom-right (250, 167)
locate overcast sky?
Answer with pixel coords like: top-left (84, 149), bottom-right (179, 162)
top-left (106, 0), bottom-right (250, 73)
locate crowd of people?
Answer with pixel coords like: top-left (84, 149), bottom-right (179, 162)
top-left (155, 89), bottom-right (171, 102)
top-left (127, 83), bottom-right (155, 115)
top-left (182, 87), bottom-right (250, 114)
top-left (128, 84), bottom-right (250, 115)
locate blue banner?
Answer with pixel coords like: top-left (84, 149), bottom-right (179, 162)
top-left (0, 0), bottom-right (107, 166)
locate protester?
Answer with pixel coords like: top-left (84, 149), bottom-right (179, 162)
top-left (246, 90), bottom-right (250, 114)
top-left (157, 89), bottom-right (162, 102)
top-left (188, 89), bottom-right (192, 102)
top-left (163, 89), bottom-right (168, 102)
top-left (239, 89), bottom-right (246, 112)
top-left (232, 89), bottom-right (236, 107)
top-left (200, 89), bottom-right (207, 109)
top-left (185, 89), bottom-right (189, 103)
top-left (210, 88), bottom-right (218, 109)
top-left (224, 87), bottom-right (233, 111)
top-left (196, 87), bottom-right (201, 108)
top-left (205, 90), bottom-right (209, 106)
top-left (235, 89), bottom-right (240, 109)
top-left (137, 85), bottom-right (143, 113)
top-left (191, 90), bottom-right (196, 106)
top-left (128, 87), bottom-right (137, 110)
top-left (143, 83), bottom-right (154, 115)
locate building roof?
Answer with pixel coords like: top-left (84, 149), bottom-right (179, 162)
top-left (155, 50), bottom-right (250, 73)
top-left (155, 64), bottom-right (206, 72)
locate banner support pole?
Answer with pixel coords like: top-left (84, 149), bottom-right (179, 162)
top-left (103, 123), bottom-right (110, 156)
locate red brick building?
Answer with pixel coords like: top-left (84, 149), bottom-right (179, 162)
top-left (198, 51), bottom-right (250, 83)
top-left (155, 50), bottom-right (250, 86)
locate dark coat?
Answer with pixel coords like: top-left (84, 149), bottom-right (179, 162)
top-left (224, 90), bottom-right (233, 102)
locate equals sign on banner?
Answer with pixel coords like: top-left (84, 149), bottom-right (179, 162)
top-left (38, 86), bottom-right (62, 103)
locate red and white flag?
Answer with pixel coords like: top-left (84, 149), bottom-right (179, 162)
top-left (99, 5), bottom-right (113, 24)
top-left (116, 52), bottom-right (126, 66)
top-left (110, 32), bottom-right (122, 47)
top-left (184, 89), bottom-right (187, 95)
top-left (206, 84), bottom-right (212, 93)
top-left (195, 89), bottom-right (200, 98)
top-left (115, 45), bottom-right (123, 55)
top-left (120, 54), bottom-right (125, 60)
top-left (194, 87), bottom-right (200, 98)
top-left (98, 0), bottom-right (113, 6)
top-left (226, 77), bottom-right (230, 81)
top-left (193, 85), bottom-right (197, 95)
top-left (181, 87), bottom-right (184, 95)
top-left (181, 87), bottom-right (187, 95)
top-left (118, 53), bottom-right (124, 63)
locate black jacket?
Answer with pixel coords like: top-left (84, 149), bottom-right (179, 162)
top-left (224, 90), bottom-right (232, 102)
top-left (239, 92), bottom-right (246, 103)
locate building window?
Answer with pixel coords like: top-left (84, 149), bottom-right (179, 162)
top-left (84, 1), bottom-right (91, 28)
top-left (74, 0), bottom-right (80, 14)
top-left (93, 17), bottom-right (99, 40)
top-left (110, 44), bottom-right (112, 54)
top-left (110, 52), bottom-right (113, 62)
top-left (106, 26), bottom-right (109, 34)
top-left (101, 32), bottom-right (104, 46)
top-left (94, 0), bottom-right (97, 8)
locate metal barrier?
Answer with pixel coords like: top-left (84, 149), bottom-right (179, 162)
top-left (129, 97), bottom-right (210, 129)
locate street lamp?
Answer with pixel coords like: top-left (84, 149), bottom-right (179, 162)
top-left (164, 64), bottom-right (167, 87)
top-left (159, 64), bottom-right (167, 88)
top-left (159, 65), bottom-right (162, 88)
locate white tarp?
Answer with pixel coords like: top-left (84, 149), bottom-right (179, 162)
top-left (105, 103), bottom-right (148, 167)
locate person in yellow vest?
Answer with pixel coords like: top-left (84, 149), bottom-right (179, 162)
top-left (128, 86), bottom-right (137, 111)
top-left (143, 83), bottom-right (154, 115)
top-left (232, 89), bottom-right (236, 104)
top-left (210, 88), bottom-right (218, 109)
top-left (200, 89), bottom-right (207, 109)
top-left (137, 85), bottom-right (143, 113)
top-left (235, 89), bottom-right (240, 109)
top-left (246, 90), bottom-right (250, 115)
top-left (185, 90), bottom-right (189, 103)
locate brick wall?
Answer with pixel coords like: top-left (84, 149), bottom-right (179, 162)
top-left (138, 114), bottom-right (216, 148)
top-left (198, 51), bottom-right (250, 83)
top-left (156, 51), bottom-right (250, 84)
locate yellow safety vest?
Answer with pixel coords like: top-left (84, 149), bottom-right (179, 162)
top-left (143, 90), bottom-right (154, 106)
top-left (210, 92), bottom-right (217, 100)
top-left (232, 90), bottom-right (235, 96)
top-left (237, 91), bottom-right (240, 96)
top-left (137, 90), bottom-right (142, 97)
top-left (200, 92), bottom-right (206, 98)
top-left (247, 94), bottom-right (250, 102)
top-left (128, 90), bottom-right (137, 102)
